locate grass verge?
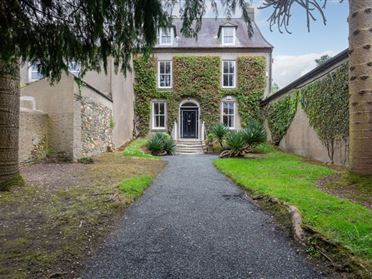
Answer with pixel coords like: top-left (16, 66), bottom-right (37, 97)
top-left (214, 150), bottom-right (372, 276)
top-left (118, 175), bottom-right (152, 199)
top-left (123, 138), bottom-right (158, 159)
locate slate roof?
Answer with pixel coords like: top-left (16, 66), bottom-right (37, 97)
top-left (155, 17), bottom-right (272, 49)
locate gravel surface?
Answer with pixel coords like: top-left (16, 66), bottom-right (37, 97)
top-left (83, 155), bottom-right (322, 278)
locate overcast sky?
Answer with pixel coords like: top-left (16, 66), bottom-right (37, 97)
top-left (254, 0), bottom-right (349, 88)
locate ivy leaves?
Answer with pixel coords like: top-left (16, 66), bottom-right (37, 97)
top-left (266, 63), bottom-right (348, 163)
top-left (133, 55), bottom-right (267, 136)
top-left (266, 93), bottom-right (299, 145)
top-left (301, 63), bottom-right (349, 162)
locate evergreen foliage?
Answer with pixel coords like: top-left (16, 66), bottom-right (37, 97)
top-left (147, 132), bottom-right (175, 156)
top-left (0, 0), bottom-right (170, 79)
top-left (266, 93), bottom-right (299, 145)
top-left (301, 63), bottom-right (349, 162)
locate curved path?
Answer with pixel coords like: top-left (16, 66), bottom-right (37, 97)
top-left (83, 155), bottom-right (322, 278)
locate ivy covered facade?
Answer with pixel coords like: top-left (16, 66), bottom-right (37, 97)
top-left (133, 16), bottom-right (272, 140)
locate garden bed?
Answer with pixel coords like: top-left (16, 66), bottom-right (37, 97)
top-left (214, 149), bottom-right (372, 277)
top-left (0, 151), bottom-right (165, 278)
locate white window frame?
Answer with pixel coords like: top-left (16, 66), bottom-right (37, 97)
top-left (221, 27), bottom-right (236, 46)
top-left (159, 27), bottom-right (173, 46)
top-left (221, 101), bottom-right (236, 129)
top-left (28, 63), bottom-right (44, 82)
top-left (158, 60), bottom-right (172, 89)
top-left (221, 60), bottom-right (236, 88)
top-left (152, 101), bottom-right (167, 130)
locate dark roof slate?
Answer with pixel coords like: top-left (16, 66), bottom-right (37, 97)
top-left (155, 17), bottom-right (272, 49)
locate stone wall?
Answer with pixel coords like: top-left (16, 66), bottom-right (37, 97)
top-left (19, 108), bottom-right (48, 163)
top-left (79, 96), bottom-right (113, 157)
top-left (75, 83), bottom-right (114, 158)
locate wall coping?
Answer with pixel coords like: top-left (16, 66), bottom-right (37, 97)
top-left (75, 77), bottom-right (113, 103)
top-left (261, 49), bottom-right (348, 105)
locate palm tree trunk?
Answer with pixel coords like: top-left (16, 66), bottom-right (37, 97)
top-left (349, 0), bottom-right (372, 175)
top-left (0, 59), bottom-right (21, 189)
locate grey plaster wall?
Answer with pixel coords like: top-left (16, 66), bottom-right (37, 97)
top-left (279, 103), bottom-right (348, 166)
top-left (20, 74), bottom-right (75, 160)
top-left (111, 62), bottom-right (135, 148)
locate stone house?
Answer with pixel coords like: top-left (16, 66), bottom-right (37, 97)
top-left (134, 10), bottom-right (272, 153)
top-left (19, 8), bottom-right (273, 160)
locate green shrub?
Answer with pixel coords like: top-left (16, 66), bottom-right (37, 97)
top-left (147, 132), bottom-right (175, 156)
top-left (163, 137), bottom-right (176, 155)
top-left (211, 123), bottom-right (228, 148)
top-left (220, 120), bottom-right (266, 158)
top-left (225, 131), bottom-right (246, 154)
top-left (241, 119), bottom-right (266, 147)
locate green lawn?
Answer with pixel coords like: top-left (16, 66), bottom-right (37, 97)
top-left (118, 175), bottom-right (153, 199)
top-left (123, 138), bottom-right (158, 159)
top-left (214, 150), bottom-right (372, 265)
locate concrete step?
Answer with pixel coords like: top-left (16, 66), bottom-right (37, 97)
top-left (176, 144), bottom-right (205, 149)
top-left (176, 140), bottom-right (206, 155)
top-left (176, 141), bottom-right (204, 145)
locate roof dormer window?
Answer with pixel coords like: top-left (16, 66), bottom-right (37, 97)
top-left (159, 27), bottom-right (173, 45)
top-left (221, 27), bottom-right (236, 46)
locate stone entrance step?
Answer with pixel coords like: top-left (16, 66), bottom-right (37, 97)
top-left (176, 140), bottom-right (206, 155)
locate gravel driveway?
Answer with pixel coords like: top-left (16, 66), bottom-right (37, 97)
top-left (83, 155), bottom-right (322, 278)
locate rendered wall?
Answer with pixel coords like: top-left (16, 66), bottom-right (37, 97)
top-left (20, 75), bottom-right (75, 160)
top-left (111, 64), bottom-right (135, 148)
top-left (19, 108), bottom-right (48, 163)
top-left (279, 104), bottom-right (348, 166)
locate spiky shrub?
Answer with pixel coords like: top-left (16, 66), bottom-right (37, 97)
top-left (225, 131), bottom-right (246, 155)
top-left (211, 123), bottom-right (228, 148)
top-left (147, 133), bottom-right (166, 155)
top-left (163, 137), bottom-right (176, 155)
top-left (242, 119), bottom-right (266, 148)
top-left (147, 132), bottom-right (175, 156)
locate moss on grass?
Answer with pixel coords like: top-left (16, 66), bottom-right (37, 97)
top-left (0, 173), bottom-right (25, 191)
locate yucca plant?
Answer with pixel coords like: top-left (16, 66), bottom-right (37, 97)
top-left (224, 131), bottom-right (246, 156)
top-left (211, 123), bottom-right (228, 148)
top-left (147, 132), bottom-right (175, 156)
top-left (242, 119), bottom-right (266, 148)
top-left (163, 137), bottom-right (176, 155)
top-left (147, 134), bottom-right (164, 155)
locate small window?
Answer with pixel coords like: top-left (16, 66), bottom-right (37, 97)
top-left (28, 63), bottom-right (44, 82)
top-left (222, 60), bottom-right (236, 88)
top-left (152, 101), bottom-right (167, 129)
top-left (159, 27), bottom-right (173, 45)
top-left (68, 62), bottom-right (81, 76)
top-left (158, 61), bottom-right (172, 88)
top-left (222, 27), bottom-right (235, 45)
top-left (222, 101), bottom-right (235, 129)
